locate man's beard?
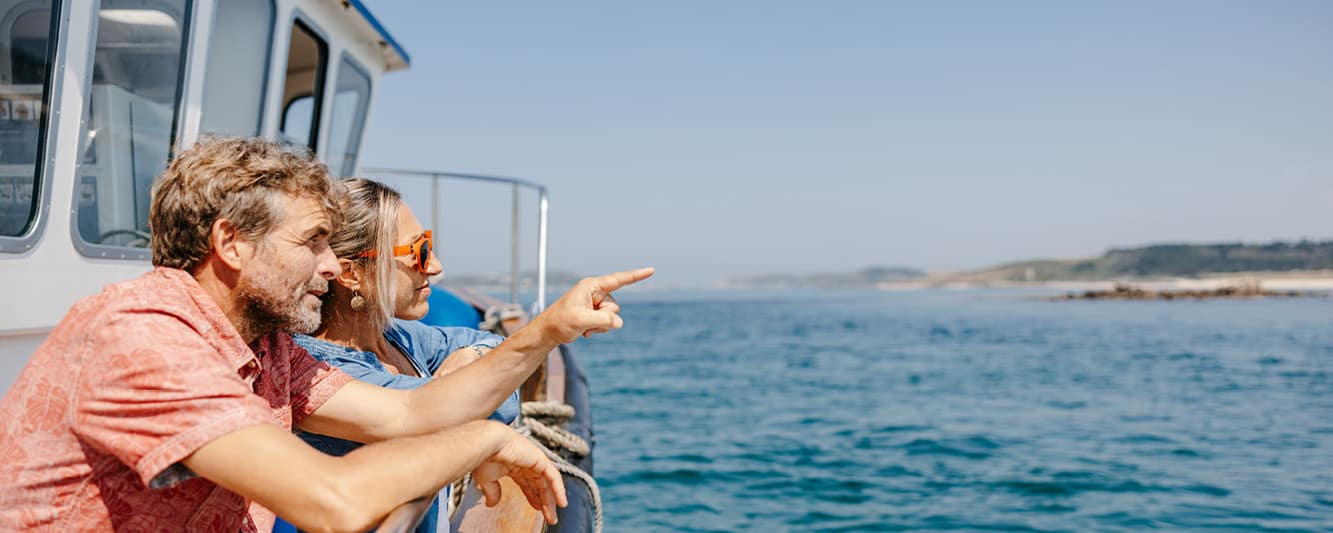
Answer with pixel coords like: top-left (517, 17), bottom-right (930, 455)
top-left (236, 268), bottom-right (326, 336)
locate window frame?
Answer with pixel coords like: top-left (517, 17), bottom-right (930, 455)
top-left (278, 13), bottom-right (328, 153)
top-left (196, 0), bottom-right (276, 138)
top-left (70, 0), bottom-right (195, 260)
top-left (0, 0), bottom-right (70, 254)
top-left (325, 52), bottom-right (372, 177)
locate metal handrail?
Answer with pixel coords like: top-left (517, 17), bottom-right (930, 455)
top-left (360, 168), bottom-right (550, 313)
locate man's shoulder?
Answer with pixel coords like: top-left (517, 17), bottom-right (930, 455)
top-left (43, 267), bottom-right (246, 368)
top-left (46, 269), bottom-right (187, 343)
top-left (77, 267), bottom-right (206, 318)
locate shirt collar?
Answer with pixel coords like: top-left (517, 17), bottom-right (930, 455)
top-left (154, 266), bottom-right (259, 372)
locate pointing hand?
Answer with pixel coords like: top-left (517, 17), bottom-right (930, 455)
top-left (532, 267), bottom-right (654, 345)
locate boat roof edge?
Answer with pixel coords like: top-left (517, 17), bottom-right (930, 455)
top-left (345, 0), bottom-right (411, 71)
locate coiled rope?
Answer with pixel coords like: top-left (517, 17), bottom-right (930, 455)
top-left (463, 305), bottom-right (602, 531)
top-left (520, 402), bottom-right (590, 457)
top-left (517, 401), bottom-right (602, 533)
top-left (448, 402), bottom-right (603, 533)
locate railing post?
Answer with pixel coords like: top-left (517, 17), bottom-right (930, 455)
top-left (536, 188), bottom-right (548, 313)
top-left (431, 174), bottom-right (440, 248)
top-left (510, 183), bottom-right (520, 305)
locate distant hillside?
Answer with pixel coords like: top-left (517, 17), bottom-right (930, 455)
top-left (946, 240), bottom-right (1333, 283)
top-left (720, 266), bottom-right (925, 288)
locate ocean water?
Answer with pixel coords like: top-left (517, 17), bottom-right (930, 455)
top-left (578, 289), bottom-right (1333, 531)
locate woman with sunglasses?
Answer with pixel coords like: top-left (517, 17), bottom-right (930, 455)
top-left (284, 178), bottom-right (520, 533)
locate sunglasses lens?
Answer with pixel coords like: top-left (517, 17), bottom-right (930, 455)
top-left (418, 238), bottom-right (431, 272)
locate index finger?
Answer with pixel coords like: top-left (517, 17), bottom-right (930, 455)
top-left (591, 267), bottom-right (655, 293)
top-left (546, 461), bottom-right (568, 508)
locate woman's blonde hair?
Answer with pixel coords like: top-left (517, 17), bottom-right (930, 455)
top-left (327, 178), bottom-right (403, 332)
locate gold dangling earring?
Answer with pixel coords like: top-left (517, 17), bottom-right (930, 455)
top-left (350, 290), bottom-right (366, 311)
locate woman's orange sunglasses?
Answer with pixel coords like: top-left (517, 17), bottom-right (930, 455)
top-left (356, 230), bottom-right (433, 273)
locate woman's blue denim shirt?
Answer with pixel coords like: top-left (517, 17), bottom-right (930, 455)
top-left (293, 319), bottom-right (517, 454)
top-left (289, 320), bottom-right (517, 533)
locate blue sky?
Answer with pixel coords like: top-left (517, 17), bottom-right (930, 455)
top-left (360, 2), bottom-right (1333, 287)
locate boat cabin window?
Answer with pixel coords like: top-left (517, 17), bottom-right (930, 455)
top-left (0, 1), bottom-right (58, 240)
top-left (198, 0), bottom-right (273, 137)
top-left (279, 19), bottom-right (325, 150)
top-left (73, 0), bottom-right (190, 252)
top-left (325, 55), bottom-right (370, 177)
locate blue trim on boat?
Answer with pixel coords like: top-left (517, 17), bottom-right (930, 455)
top-left (345, 0), bottom-right (411, 67)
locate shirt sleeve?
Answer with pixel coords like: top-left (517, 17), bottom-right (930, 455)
top-left (491, 391), bottom-right (521, 424)
top-left (280, 337), bottom-right (357, 424)
top-left (73, 312), bottom-right (276, 488)
top-left (394, 320), bottom-right (504, 374)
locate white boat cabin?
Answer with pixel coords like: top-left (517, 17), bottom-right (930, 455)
top-left (0, 0), bottom-right (410, 391)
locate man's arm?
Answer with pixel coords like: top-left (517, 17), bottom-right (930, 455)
top-left (301, 268), bottom-right (654, 442)
top-left (182, 420), bottom-right (566, 533)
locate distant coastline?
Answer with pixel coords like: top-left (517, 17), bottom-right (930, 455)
top-left (882, 270), bottom-right (1333, 292)
top-left (718, 240), bottom-right (1333, 291)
